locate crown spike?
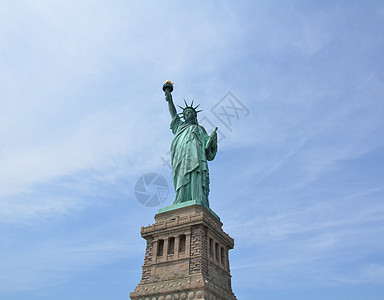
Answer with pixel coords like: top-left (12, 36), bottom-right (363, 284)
top-left (177, 100), bottom-right (203, 115)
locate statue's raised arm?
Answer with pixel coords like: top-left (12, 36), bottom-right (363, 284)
top-left (163, 81), bottom-right (177, 119)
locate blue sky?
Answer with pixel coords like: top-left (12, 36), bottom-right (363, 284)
top-left (1, 1), bottom-right (384, 299)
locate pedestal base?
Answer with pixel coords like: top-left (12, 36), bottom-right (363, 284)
top-left (130, 205), bottom-right (237, 300)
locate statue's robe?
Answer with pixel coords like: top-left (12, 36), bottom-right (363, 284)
top-left (170, 115), bottom-right (217, 208)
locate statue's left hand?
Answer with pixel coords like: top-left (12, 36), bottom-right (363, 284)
top-left (211, 127), bottom-right (218, 141)
top-left (205, 127), bottom-right (218, 161)
top-left (206, 127), bottom-right (218, 149)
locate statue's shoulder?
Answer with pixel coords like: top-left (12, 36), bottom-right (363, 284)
top-left (170, 115), bottom-right (185, 134)
top-left (198, 124), bottom-right (208, 134)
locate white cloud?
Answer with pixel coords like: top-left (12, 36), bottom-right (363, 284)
top-left (0, 233), bottom-right (142, 292)
top-left (364, 264), bottom-right (384, 284)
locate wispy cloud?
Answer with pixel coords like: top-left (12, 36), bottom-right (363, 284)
top-left (0, 234), bottom-right (141, 292)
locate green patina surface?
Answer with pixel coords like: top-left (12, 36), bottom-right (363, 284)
top-left (158, 200), bottom-right (220, 220)
top-left (161, 81), bottom-right (219, 218)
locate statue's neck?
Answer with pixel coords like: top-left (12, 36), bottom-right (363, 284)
top-left (185, 120), bottom-right (197, 125)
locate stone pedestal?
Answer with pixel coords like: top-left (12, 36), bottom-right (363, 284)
top-left (130, 205), bottom-right (237, 300)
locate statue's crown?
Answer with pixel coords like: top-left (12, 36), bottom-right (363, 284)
top-left (177, 100), bottom-right (203, 117)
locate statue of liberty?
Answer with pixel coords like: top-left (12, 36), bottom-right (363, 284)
top-left (163, 81), bottom-right (218, 209)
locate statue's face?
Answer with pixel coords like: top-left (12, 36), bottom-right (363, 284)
top-left (183, 108), bottom-right (196, 122)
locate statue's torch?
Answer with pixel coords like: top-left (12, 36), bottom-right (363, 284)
top-left (163, 80), bottom-right (174, 101)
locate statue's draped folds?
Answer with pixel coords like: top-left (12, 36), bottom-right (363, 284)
top-left (170, 115), bottom-right (217, 208)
